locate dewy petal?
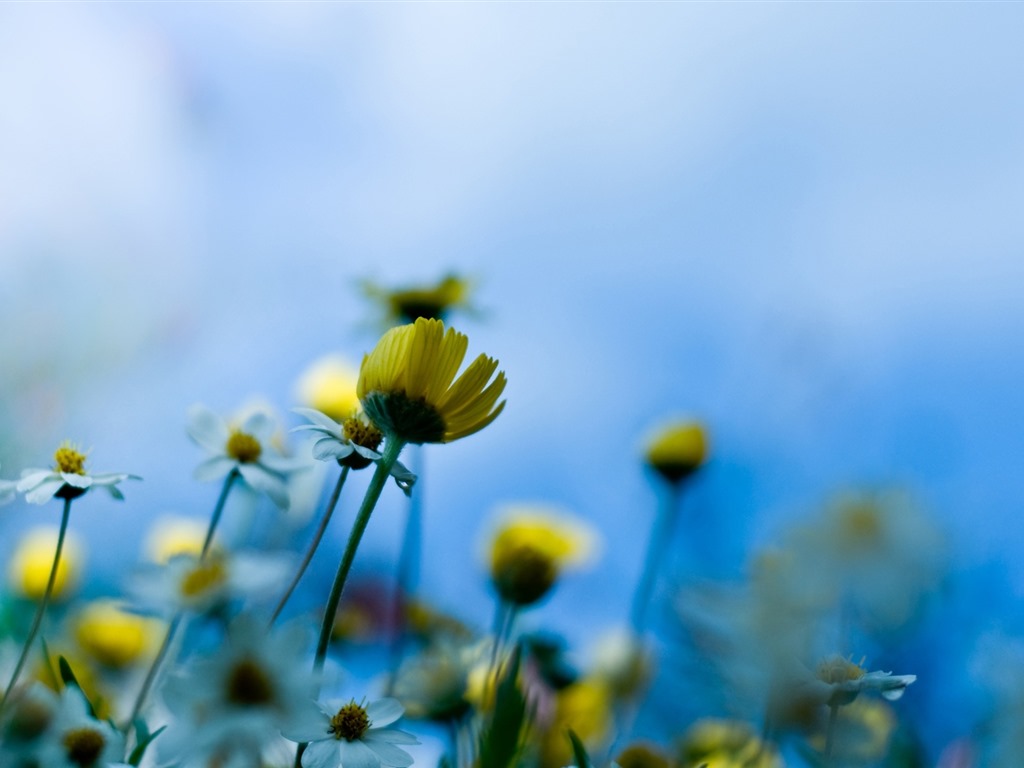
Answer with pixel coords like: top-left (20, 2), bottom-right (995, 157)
top-left (194, 456), bottom-right (237, 483)
top-left (303, 739), bottom-right (341, 768)
top-left (25, 479), bottom-right (64, 505)
top-left (363, 735), bottom-right (415, 767)
top-left (238, 464), bottom-right (290, 509)
top-left (61, 473), bottom-right (93, 489)
top-left (337, 739), bottom-right (382, 768)
top-left (187, 404), bottom-right (230, 454)
top-left (366, 698), bottom-right (404, 727)
top-left (293, 407), bottom-right (342, 433)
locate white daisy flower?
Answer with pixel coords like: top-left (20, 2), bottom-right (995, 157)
top-left (292, 408), bottom-right (416, 495)
top-left (33, 685), bottom-right (124, 768)
top-left (159, 615), bottom-right (319, 767)
top-left (15, 442), bottom-right (138, 505)
top-left (0, 682), bottom-right (60, 765)
top-left (815, 655), bottom-right (917, 705)
top-left (129, 550), bottom-right (292, 617)
top-left (187, 404), bottom-right (301, 509)
top-left (284, 697), bottom-right (418, 768)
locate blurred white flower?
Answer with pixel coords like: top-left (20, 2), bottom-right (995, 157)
top-left (33, 686), bottom-right (124, 768)
top-left (16, 442), bottom-right (137, 505)
top-left (0, 682), bottom-right (60, 765)
top-left (284, 697), bottom-right (418, 768)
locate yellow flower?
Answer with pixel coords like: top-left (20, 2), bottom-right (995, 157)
top-left (363, 273), bottom-right (474, 325)
top-left (294, 354), bottom-right (361, 422)
top-left (808, 698), bottom-right (895, 762)
top-left (643, 420), bottom-right (708, 483)
top-left (357, 318), bottom-right (506, 444)
top-left (143, 516), bottom-right (209, 563)
top-left (8, 527), bottom-right (83, 601)
top-left (487, 506), bottom-right (598, 607)
top-left (678, 719), bottom-right (781, 768)
top-left (541, 678), bottom-right (614, 768)
top-left (74, 600), bottom-right (164, 669)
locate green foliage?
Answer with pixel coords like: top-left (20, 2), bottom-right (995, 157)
top-left (479, 645), bottom-right (529, 768)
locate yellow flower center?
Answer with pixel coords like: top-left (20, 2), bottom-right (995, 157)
top-left (343, 417), bottom-right (383, 453)
top-left (329, 700), bottom-right (371, 741)
top-left (225, 430), bottom-right (262, 463)
top-left (53, 442), bottom-right (87, 475)
top-left (180, 559), bottom-right (227, 598)
top-left (226, 658), bottom-right (275, 706)
top-left (840, 504), bottom-right (882, 544)
top-left (62, 726), bottom-right (105, 767)
top-left (816, 655), bottom-right (867, 684)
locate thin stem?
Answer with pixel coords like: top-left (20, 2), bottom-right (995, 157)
top-left (122, 615), bottom-right (183, 740)
top-left (630, 480), bottom-right (683, 632)
top-left (201, 469), bottom-right (238, 558)
top-left (269, 466), bottom-right (350, 626)
top-left (312, 438), bottom-right (405, 675)
top-left (485, 599), bottom-right (517, 701)
top-left (824, 701), bottom-right (840, 760)
top-left (385, 446), bottom-right (424, 694)
top-left (0, 497), bottom-right (73, 715)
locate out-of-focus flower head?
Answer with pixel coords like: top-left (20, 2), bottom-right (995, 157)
top-left (590, 627), bottom-right (653, 701)
top-left (72, 599), bottom-right (164, 671)
top-left (284, 697), bottom-right (418, 768)
top-left (7, 526), bottom-right (83, 602)
top-left (677, 719), bottom-right (781, 768)
top-left (808, 698), bottom-right (897, 765)
top-left (291, 408), bottom-right (415, 495)
top-left (0, 683), bottom-right (59, 764)
top-left (130, 550), bottom-right (291, 617)
top-left (813, 655), bottom-right (916, 706)
top-left (615, 742), bottom-right (674, 768)
top-left (143, 515), bottom-right (211, 563)
top-left (642, 419), bottom-right (708, 485)
top-left (294, 354), bottom-right (361, 423)
top-left (362, 272), bottom-right (475, 326)
top-left (357, 318), bottom-right (506, 445)
top-left (187, 404), bottom-right (301, 509)
top-left (539, 677), bottom-right (614, 768)
top-left (486, 505), bottom-right (599, 607)
top-left (16, 441), bottom-right (138, 505)
top-left (392, 639), bottom-right (488, 722)
top-left (785, 489), bottom-right (947, 628)
top-left (31, 685), bottom-right (124, 768)
top-left (159, 615), bottom-right (319, 766)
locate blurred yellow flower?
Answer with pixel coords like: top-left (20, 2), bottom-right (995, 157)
top-left (678, 719), bottom-right (781, 768)
top-left (8, 527), bottom-right (83, 601)
top-left (363, 273), bottom-right (474, 325)
top-left (809, 698), bottom-right (895, 763)
top-left (358, 318), bottom-right (506, 444)
top-left (294, 354), bottom-right (361, 422)
top-left (643, 420), bottom-right (708, 484)
top-left (144, 516), bottom-right (209, 563)
top-left (615, 742), bottom-right (673, 768)
top-left (541, 677), bottom-right (614, 768)
top-left (487, 506), bottom-right (598, 607)
top-left (74, 600), bottom-right (164, 669)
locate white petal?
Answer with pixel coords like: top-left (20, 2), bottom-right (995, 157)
top-left (282, 706), bottom-right (332, 744)
top-left (91, 473), bottom-right (138, 484)
top-left (194, 456), bottom-right (237, 482)
top-left (61, 473), bottom-right (92, 489)
top-left (294, 408), bottom-right (342, 432)
top-left (186, 404), bottom-right (230, 453)
top-left (366, 699), bottom-right (403, 728)
top-left (304, 739), bottom-right (341, 768)
top-left (313, 438), bottom-right (351, 461)
top-left (242, 410), bottom-right (275, 440)
top-left (238, 464), bottom-right (290, 509)
top-left (352, 444), bottom-right (382, 460)
top-left (25, 479), bottom-right (63, 505)
top-left (17, 470), bottom-right (53, 492)
top-left (364, 737), bottom-right (414, 767)
top-left (367, 729), bottom-right (418, 746)
top-left (338, 739), bottom-right (381, 768)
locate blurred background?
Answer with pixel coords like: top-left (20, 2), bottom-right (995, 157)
top-left (2, 2), bottom-right (1024, 761)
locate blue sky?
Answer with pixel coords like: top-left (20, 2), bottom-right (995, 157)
top-left (2, 2), bottom-right (1024, 750)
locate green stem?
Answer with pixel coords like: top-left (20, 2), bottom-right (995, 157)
top-left (0, 496), bottom-right (73, 714)
top-left (312, 438), bottom-right (405, 674)
top-left (824, 701), bottom-right (840, 760)
top-left (630, 480), bottom-right (683, 632)
top-left (122, 614), bottom-right (182, 742)
top-left (201, 469), bottom-right (238, 558)
top-left (385, 446), bottom-right (424, 694)
top-left (269, 466), bottom-right (350, 627)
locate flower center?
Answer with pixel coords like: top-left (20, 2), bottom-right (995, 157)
top-left (54, 442), bottom-right (87, 475)
top-left (362, 391), bottom-right (446, 445)
top-left (329, 700), bottom-right (371, 741)
top-left (4, 697), bottom-right (53, 741)
top-left (226, 430), bottom-right (262, 463)
top-left (62, 726), bottom-right (105, 767)
top-left (492, 543), bottom-right (558, 606)
top-left (840, 504), bottom-right (881, 544)
top-left (816, 655), bottom-right (866, 684)
top-left (343, 416), bottom-right (383, 453)
top-left (180, 559), bottom-right (228, 598)
top-left (226, 658), bottom-right (275, 706)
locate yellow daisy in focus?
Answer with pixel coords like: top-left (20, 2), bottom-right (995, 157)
top-left (8, 527), bottom-right (83, 602)
top-left (487, 506), bottom-right (598, 607)
top-left (73, 599), bottom-right (164, 669)
top-left (363, 273), bottom-right (475, 325)
top-left (643, 419), bottom-right (708, 484)
top-left (294, 354), bottom-right (361, 422)
top-left (357, 318), bottom-right (507, 445)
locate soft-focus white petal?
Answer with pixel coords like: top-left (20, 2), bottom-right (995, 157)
top-left (366, 699), bottom-right (404, 728)
top-left (303, 739), bottom-right (341, 768)
top-left (367, 728), bottom-right (419, 746)
top-left (364, 736), bottom-right (415, 767)
top-left (61, 473), bottom-right (92, 489)
top-left (337, 739), bottom-right (381, 768)
top-left (313, 438), bottom-right (351, 461)
top-left (194, 456), bottom-right (237, 482)
top-left (238, 464), bottom-right (290, 509)
top-left (293, 408), bottom-right (342, 432)
top-left (187, 404), bottom-right (230, 454)
top-left (17, 470), bottom-right (53, 492)
top-left (25, 479), bottom-right (63, 505)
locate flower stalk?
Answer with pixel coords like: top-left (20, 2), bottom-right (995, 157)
top-left (631, 481), bottom-right (683, 632)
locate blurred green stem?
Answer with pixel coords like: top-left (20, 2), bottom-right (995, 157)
top-left (630, 480), bottom-right (683, 632)
top-left (201, 469), bottom-right (238, 557)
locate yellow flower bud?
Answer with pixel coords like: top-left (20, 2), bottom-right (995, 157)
top-left (643, 420), bottom-right (708, 484)
top-left (295, 355), bottom-right (361, 423)
top-left (74, 600), bottom-right (163, 669)
top-left (8, 527), bottom-right (82, 601)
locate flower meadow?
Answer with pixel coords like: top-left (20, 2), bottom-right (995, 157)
top-left (0, 273), bottom-right (1013, 768)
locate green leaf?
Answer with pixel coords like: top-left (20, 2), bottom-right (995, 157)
top-left (128, 725), bottom-right (166, 766)
top-left (56, 655), bottom-right (100, 720)
top-left (567, 728), bottom-right (592, 768)
top-left (478, 645), bottom-right (528, 768)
